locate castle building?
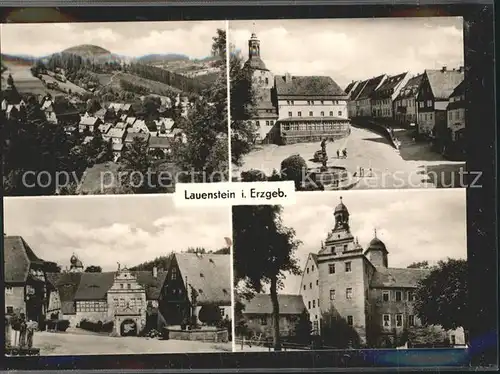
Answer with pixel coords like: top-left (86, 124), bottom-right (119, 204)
top-left (300, 198), bottom-right (466, 347)
top-left (243, 33), bottom-right (350, 145)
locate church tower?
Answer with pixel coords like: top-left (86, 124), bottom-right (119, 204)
top-left (364, 229), bottom-right (388, 268)
top-left (317, 197), bottom-right (370, 346)
top-left (69, 254), bottom-right (84, 273)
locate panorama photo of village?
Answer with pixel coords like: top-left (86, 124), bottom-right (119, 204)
top-left (229, 18), bottom-right (466, 191)
top-left (1, 21), bottom-right (229, 196)
top-left (4, 196), bottom-right (232, 356)
top-left (233, 190), bottom-right (468, 351)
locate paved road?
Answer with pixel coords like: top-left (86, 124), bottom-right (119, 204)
top-left (29, 330), bottom-right (232, 355)
top-left (236, 125), bottom-right (466, 189)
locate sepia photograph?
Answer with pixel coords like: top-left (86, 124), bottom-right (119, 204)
top-left (1, 21), bottom-right (229, 196)
top-left (233, 189), bottom-right (467, 351)
top-left (4, 195), bottom-right (232, 356)
top-left (229, 18), bottom-right (466, 191)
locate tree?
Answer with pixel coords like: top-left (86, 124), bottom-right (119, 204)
top-left (85, 265), bottom-right (102, 273)
top-left (413, 258), bottom-right (468, 342)
top-left (119, 137), bottom-right (155, 193)
top-left (320, 307), bottom-right (361, 348)
top-left (213, 247), bottom-right (230, 254)
top-left (407, 260), bottom-right (430, 269)
top-left (233, 205), bottom-right (302, 351)
top-left (43, 261), bottom-right (61, 273)
top-left (186, 247), bottom-right (206, 254)
top-left (241, 169), bottom-right (267, 182)
top-left (229, 46), bottom-right (258, 166)
top-left (293, 309), bottom-right (312, 345)
top-left (280, 154), bottom-right (308, 190)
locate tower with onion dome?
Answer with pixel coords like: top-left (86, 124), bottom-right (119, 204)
top-left (69, 254), bottom-right (84, 273)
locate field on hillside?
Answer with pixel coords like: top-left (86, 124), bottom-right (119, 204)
top-left (108, 72), bottom-right (182, 96)
top-left (1, 62), bottom-right (49, 95)
top-left (40, 74), bottom-right (88, 95)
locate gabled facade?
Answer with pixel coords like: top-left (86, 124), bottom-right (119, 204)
top-left (416, 67), bottom-right (464, 138)
top-left (309, 198), bottom-right (466, 348)
top-left (371, 72), bottom-right (410, 120)
top-left (344, 80), bottom-right (361, 119)
top-left (393, 74), bottom-right (423, 126)
top-left (355, 75), bottom-right (387, 117)
top-left (446, 80), bottom-right (465, 143)
top-left (299, 253), bottom-right (320, 334)
top-left (4, 236), bottom-right (48, 323)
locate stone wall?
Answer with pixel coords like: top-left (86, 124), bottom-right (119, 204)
top-left (167, 328), bottom-right (229, 343)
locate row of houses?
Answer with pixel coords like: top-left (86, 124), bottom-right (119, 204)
top-left (4, 235), bottom-right (231, 337)
top-left (346, 66), bottom-right (465, 154)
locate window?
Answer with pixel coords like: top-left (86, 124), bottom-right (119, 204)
top-left (320, 111), bottom-right (324, 116)
top-left (291, 101), bottom-right (294, 105)
top-left (347, 316), bottom-right (353, 326)
top-left (321, 100), bottom-right (324, 104)
top-left (265, 78), bottom-right (269, 85)
top-left (408, 315), bottom-right (415, 327)
top-left (330, 289), bottom-right (335, 300)
top-left (419, 102), bottom-right (424, 108)
top-left (318, 299), bottom-right (320, 307)
top-left (329, 264), bottom-right (335, 274)
top-left (298, 111), bottom-right (302, 117)
top-left (172, 267), bottom-right (177, 280)
top-left (306, 267), bottom-right (309, 274)
top-left (427, 100), bottom-right (432, 107)
top-left (429, 113), bottom-right (433, 120)
top-left (343, 244), bottom-right (348, 252)
top-left (260, 316), bottom-right (267, 325)
top-left (127, 284), bottom-right (131, 289)
top-left (345, 262), bottom-right (352, 272)
top-left (313, 321), bottom-right (319, 331)
top-left (309, 282), bottom-right (312, 289)
top-left (303, 285), bottom-right (306, 291)
top-left (308, 301), bottom-right (311, 309)
top-left (346, 288), bottom-right (353, 299)
top-left (316, 280), bottom-right (319, 286)
top-left (6, 306), bottom-right (14, 314)
top-left (255, 120), bottom-right (260, 127)
top-left (395, 291), bottom-right (402, 302)
top-left (382, 291), bottom-right (390, 302)
top-left (266, 120), bottom-right (270, 126)
top-left (220, 307), bottom-right (225, 317)
top-left (451, 335), bottom-right (456, 345)
top-left (309, 111), bottom-right (313, 117)
top-left (120, 284), bottom-right (124, 289)
top-left (329, 111), bottom-right (333, 116)
top-left (313, 300), bottom-right (316, 308)
top-left (311, 265), bottom-right (314, 271)
top-left (5, 286), bottom-right (13, 295)
top-left (288, 111), bottom-right (292, 117)
top-left (383, 314), bottom-right (391, 327)
top-left (396, 314), bottom-right (403, 327)
top-left (269, 120), bottom-right (274, 126)
top-left (338, 111), bottom-right (342, 116)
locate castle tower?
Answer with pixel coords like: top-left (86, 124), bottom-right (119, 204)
top-left (69, 254), bottom-right (84, 273)
top-left (364, 229), bottom-right (388, 268)
top-left (317, 197), bottom-right (370, 346)
top-left (243, 32), bottom-right (274, 91)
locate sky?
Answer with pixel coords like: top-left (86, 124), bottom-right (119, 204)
top-left (277, 189), bottom-right (467, 294)
top-left (229, 17), bottom-right (464, 89)
top-left (3, 196), bottom-right (231, 271)
top-left (0, 21), bottom-right (225, 59)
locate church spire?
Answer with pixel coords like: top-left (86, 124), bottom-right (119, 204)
top-left (374, 228), bottom-right (377, 238)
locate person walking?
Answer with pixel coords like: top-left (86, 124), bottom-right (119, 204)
top-left (336, 149), bottom-right (340, 158)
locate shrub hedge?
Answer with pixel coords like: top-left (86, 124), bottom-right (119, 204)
top-left (79, 319), bottom-right (114, 333)
top-left (46, 319), bottom-right (70, 332)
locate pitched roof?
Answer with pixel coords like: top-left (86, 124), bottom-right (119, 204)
top-left (174, 253), bottom-right (231, 305)
top-left (370, 267), bottom-right (431, 288)
top-left (95, 108), bottom-right (107, 117)
top-left (133, 271), bottom-right (168, 300)
top-left (46, 272), bottom-right (83, 314)
top-left (4, 236), bottom-right (44, 284)
top-left (98, 123), bottom-right (112, 134)
top-left (242, 294), bottom-right (306, 315)
top-left (396, 74), bottom-right (423, 100)
top-left (80, 116), bottom-right (99, 126)
top-left (371, 72), bottom-right (408, 99)
top-left (310, 253), bottom-right (318, 267)
top-left (74, 272), bottom-right (115, 300)
top-left (450, 79), bottom-right (465, 98)
top-left (344, 81), bottom-right (359, 96)
top-left (425, 69), bottom-right (464, 100)
top-left (349, 79), bottom-right (368, 101)
top-left (275, 75), bottom-right (347, 98)
top-left (107, 128), bottom-right (125, 138)
top-left (356, 74), bottom-right (386, 100)
top-left (125, 132), bottom-right (150, 143)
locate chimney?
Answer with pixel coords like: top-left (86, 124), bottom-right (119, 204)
top-left (152, 266), bottom-right (158, 278)
top-left (285, 73), bottom-right (292, 83)
top-left (441, 66), bottom-right (447, 72)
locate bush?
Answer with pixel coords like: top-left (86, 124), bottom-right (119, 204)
top-left (198, 304), bottom-right (223, 326)
top-left (241, 169), bottom-right (267, 182)
top-left (46, 319), bottom-right (70, 332)
top-left (79, 318), bottom-right (112, 333)
top-left (280, 154), bottom-right (307, 190)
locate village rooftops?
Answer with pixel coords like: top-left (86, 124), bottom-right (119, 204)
top-left (447, 80), bottom-right (466, 110)
top-left (79, 116), bottom-right (99, 126)
top-left (4, 236), bottom-right (45, 284)
top-left (275, 75), bottom-right (347, 100)
top-left (108, 103), bottom-right (132, 112)
top-left (126, 117), bottom-right (136, 125)
top-left (107, 128), bottom-right (126, 139)
top-left (349, 79), bottom-right (369, 101)
top-left (112, 143), bottom-right (124, 152)
top-left (356, 74), bottom-right (386, 100)
top-left (395, 74), bottom-right (424, 100)
top-left (344, 80), bottom-right (360, 97)
top-left (371, 72), bottom-right (408, 99)
top-left (424, 68), bottom-right (464, 100)
top-left (369, 266), bottom-right (431, 289)
top-left (125, 132), bottom-right (150, 143)
top-left (98, 123), bottom-right (112, 134)
top-left (115, 122), bottom-right (128, 130)
top-left (95, 108), bottom-right (107, 118)
top-left (174, 253), bottom-right (231, 306)
top-left (241, 294), bottom-right (307, 315)
top-left (155, 118), bottom-right (175, 131)
top-left (46, 272), bottom-right (83, 314)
